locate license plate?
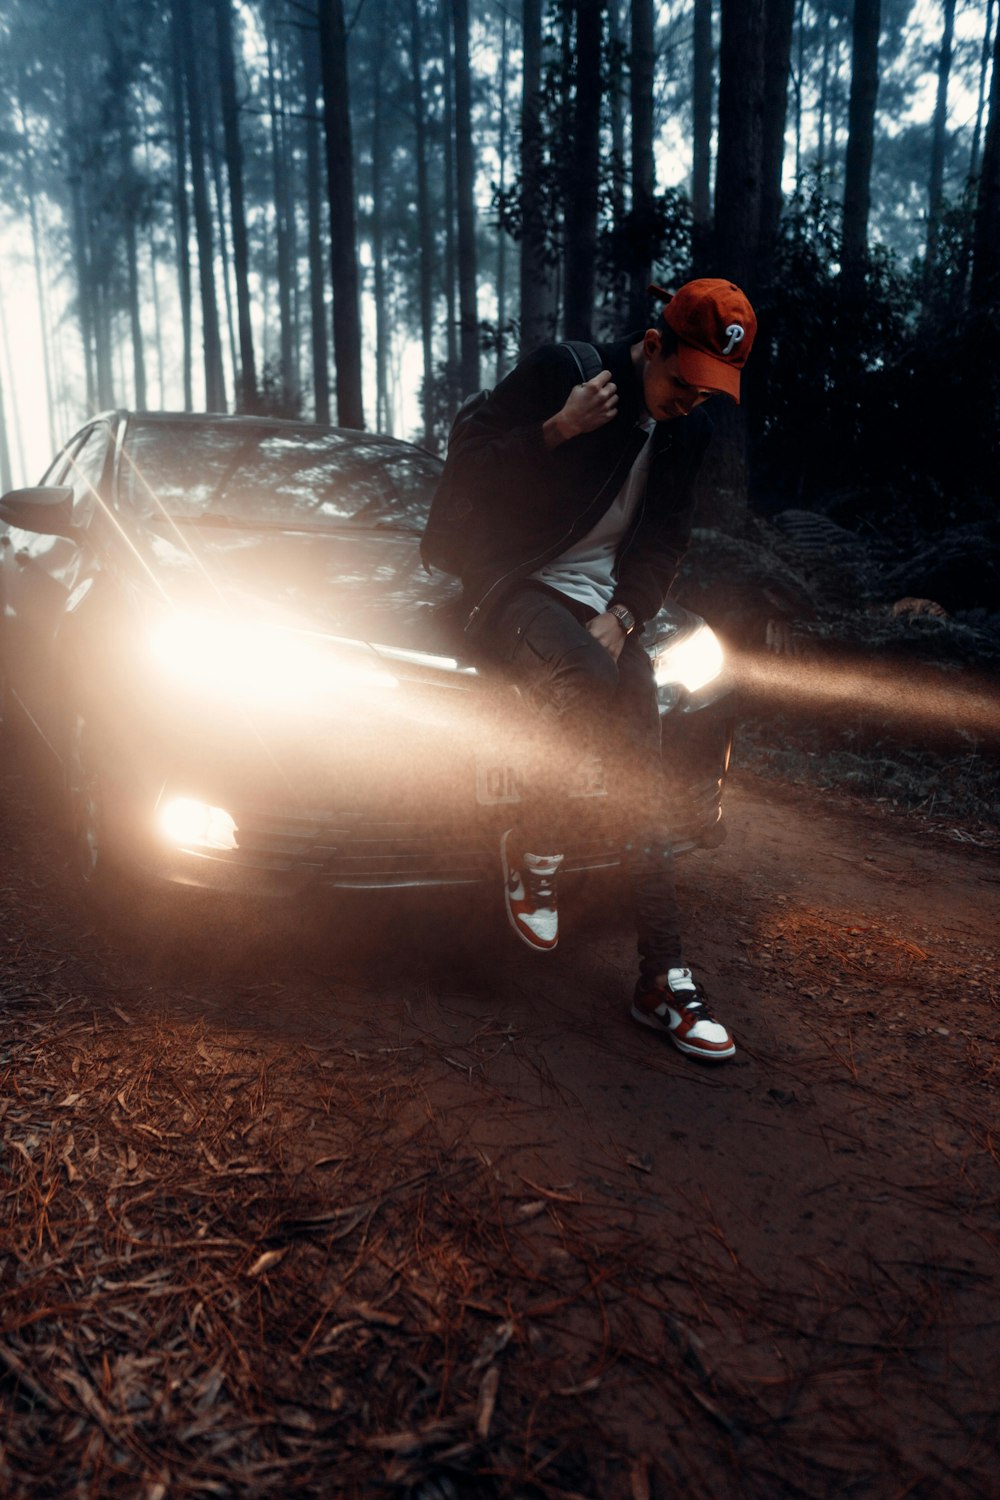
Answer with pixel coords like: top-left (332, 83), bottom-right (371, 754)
top-left (475, 755), bottom-right (607, 805)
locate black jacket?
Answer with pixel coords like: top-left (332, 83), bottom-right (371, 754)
top-left (448, 334), bottom-right (711, 638)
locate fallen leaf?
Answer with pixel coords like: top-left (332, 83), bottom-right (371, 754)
top-left (61, 1135), bottom-right (77, 1183)
top-left (518, 1175), bottom-right (582, 1204)
top-left (554, 1376), bottom-right (601, 1396)
top-left (247, 1248), bottom-right (288, 1277)
top-left (625, 1154), bottom-right (653, 1174)
top-left (353, 1301), bottom-right (402, 1327)
top-left (514, 1200), bottom-right (547, 1221)
top-left (366, 1430), bottom-right (423, 1455)
top-left (476, 1365), bottom-right (499, 1439)
top-left (630, 1454), bottom-right (652, 1500)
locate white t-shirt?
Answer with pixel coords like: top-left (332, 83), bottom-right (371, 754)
top-left (530, 418), bottom-right (655, 614)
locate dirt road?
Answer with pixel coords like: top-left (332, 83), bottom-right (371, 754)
top-left (2, 756), bottom-right (998, 1499)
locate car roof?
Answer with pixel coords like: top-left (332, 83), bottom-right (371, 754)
top-left (124, 411), bottom-right (378, 435)
top-left (114, 412), bottom-right (439, 458)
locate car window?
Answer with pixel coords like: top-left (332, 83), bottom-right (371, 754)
top-left (65, 426), bottom-right (112, 525)
top-left (120, 422), bottom-right (442, 531)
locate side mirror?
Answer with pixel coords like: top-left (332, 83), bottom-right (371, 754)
top-left (0, 486), bottom-right (78, 540)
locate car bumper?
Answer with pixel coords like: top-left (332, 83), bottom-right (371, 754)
top-left (114, 687), bottom-right (734, 895)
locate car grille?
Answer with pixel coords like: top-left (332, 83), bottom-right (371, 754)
top-left (227, 809), bottom-right (618, 888)
top-left (223, 765), bottom-right (725, 891)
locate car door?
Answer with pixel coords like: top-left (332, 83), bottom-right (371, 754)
top-left (2, 423), bottom-right (113, 758)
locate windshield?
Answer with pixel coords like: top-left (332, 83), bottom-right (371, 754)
top-left (120, 420), bottom-right (442, 532)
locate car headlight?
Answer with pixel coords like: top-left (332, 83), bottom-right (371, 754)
top-left (652, 622), bottom-right (725, 694)
top-left (149, 611), bottom-right (398, 709)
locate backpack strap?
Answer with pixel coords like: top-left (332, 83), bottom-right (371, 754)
top-left (560, 340), bottom-right (603, 384)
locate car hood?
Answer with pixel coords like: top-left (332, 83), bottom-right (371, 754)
top-left (140, 521), bottom-right (469, 661)
top-left (137, 519), bottom-right (695, 666)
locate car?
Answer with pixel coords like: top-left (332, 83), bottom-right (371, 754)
top-left (0, 411), bottom-right (734, 902)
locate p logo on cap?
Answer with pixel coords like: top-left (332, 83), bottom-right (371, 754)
top-left (722, 324), bottom-right (745, 356)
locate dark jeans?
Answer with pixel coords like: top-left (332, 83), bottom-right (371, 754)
top-left (480, 583), bottom-right (682, 980)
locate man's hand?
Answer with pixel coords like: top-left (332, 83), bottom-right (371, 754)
top-left (587, 610), bottom-right (627, 661)
top-left (544, 370), bottom-right (617, 448)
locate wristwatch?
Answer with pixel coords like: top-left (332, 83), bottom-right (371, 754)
top-left (608, 603), bottom-right (636, 635)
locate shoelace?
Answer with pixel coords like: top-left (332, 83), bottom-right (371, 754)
top-left (671, 985), bottom-right (712, 1019)
top-left (526, 872), bottom-right (557, 904)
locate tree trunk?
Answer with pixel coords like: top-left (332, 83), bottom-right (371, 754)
top-left (303, 10), bottom-right (330, 424)
top-left (70, 165), bottom-right (96, 414)
top-left (0, 363), bottom-right (12, 494)
top-left (170, 7), bottom-right (194, 410)
top-left (107, 23), bottom-right (148, 412)
top-left (969, 0), bottom-right (996, 184)
top-left (409, 0), bottom-right (435, 443)
top-left (17, 81), bottom-right (56, 450)
top-left (214, 0), bottom-right (259, 411)
top-left (691, 0), bottom-right (714, 274)
top-left (0, 287), bottom-right (15, 491)
top-left (519, 0), bottom-right (549, 353)
top-left (971, 4), bottom-right (1000, 309)
top-left (207, 81), bottom-right (239, 389)
top-left (714, 0), bottom-right (765, 292)
top-left (817, 0), bottom-right (832, 171)
top-left (147, 225), bottom-right (166, 407)
top-left (563, 0), bottom-right (604, 341)
top-left (923, 0), bottom-right (956, 306)
top-left (268, 22), bottom-right (295, 409)
top-left (317, 0), bottom-right (365, 428)
top-left (93, 270), bottom-right (115, 411)
top-left (793, 0), bottom-right (805, 184)
top-left (841, 0), bottom-right (881, 302)
top-left (138, 95), bottom-right (167, 405)
top-left (705, 0), bottom-right (766, 532)
top-left (628, 0), bottom-right (655, 327)
top-left (759, 0), bottom-right (795, 265)
top-left (453, 0), bottom-right (479, 392)
top-left (176, 0), bottom-right (226, 411)
top-left (496, 7), bottom-right (511, 379)
top-left (64, 55), bottom-right (97, 413)
top-left (123, 159), bottom-right (148, 409)
top-left (368, 1), bottom-right (390, 431)
top-left (440, 0), bottom-right (458, 373)
top-left (830, 18), bottom-right (850, 178)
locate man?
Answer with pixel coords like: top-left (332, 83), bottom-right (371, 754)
top-left (444, 279), bottom-right (756, 1063)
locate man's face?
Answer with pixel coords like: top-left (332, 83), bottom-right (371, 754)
top-left (641, 333), bottom-right (718, 421)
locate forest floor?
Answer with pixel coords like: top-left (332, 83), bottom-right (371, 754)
top-left (1, 717), bottom-right (999, 1499)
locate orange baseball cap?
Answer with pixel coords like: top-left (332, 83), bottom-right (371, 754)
top-left (649, 279), bottom-right (757, 403)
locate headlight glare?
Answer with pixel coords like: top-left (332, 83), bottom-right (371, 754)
top-left (149, 611), bottom-right (398, 709)
top-left (653, 623), bottom-right (725, 694)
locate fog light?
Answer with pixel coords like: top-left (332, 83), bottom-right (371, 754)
top-left (158, 797), bottom-right (238, 851)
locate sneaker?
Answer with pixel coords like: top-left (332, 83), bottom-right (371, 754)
top-left (501, 830), bottom-right (563, 952)
top-left (630, 967), bottom-right (735, 1061)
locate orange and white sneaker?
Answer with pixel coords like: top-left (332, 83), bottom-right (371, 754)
top-left (631, 968), bottom-right (735, 1061)
top-left (501, 830), bottom-right (563, 952)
